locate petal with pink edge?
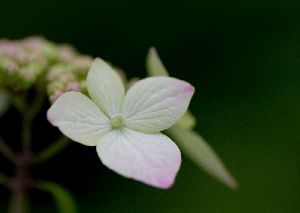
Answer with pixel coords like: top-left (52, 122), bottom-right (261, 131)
top-left (47, 91), bottom-right (111, 146)
top-left (96, 128), bottom-right (181, 189)
top-left (121, 77), bottom-right (194, 133)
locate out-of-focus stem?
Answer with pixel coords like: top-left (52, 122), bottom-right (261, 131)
top-left (0, 137), bottom-right (16, 162)
top-left (34, 136), bottom-right (70, 164)
top-left (9, 151), bottom-right (33, 213)
top-left (34, 180), bottom-right (77, 213)
top-left (21, 116), bottom-right (31, 154)
top-left (22, 93), bottom-right (44, 152)
top-left (9, 189), bottom-right (27, 213)
top-left (9, 91), bottom-right (45, 213)
top-left (0, 172), bottom-right (9, 187)
top-left (9, 175), bottom-right (28, 213)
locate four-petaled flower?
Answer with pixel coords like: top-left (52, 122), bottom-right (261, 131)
top-left (47, 58), bottom-right (194, 189)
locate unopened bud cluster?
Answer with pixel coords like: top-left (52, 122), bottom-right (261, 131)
top-left (0, 37), bottom-right (52, 89)
top-left (0, 36), bottom-right (131, 103)
top-left (0, 36), bottom-right (93, 102)
top-left (46, 56), bottom-right (93, 102)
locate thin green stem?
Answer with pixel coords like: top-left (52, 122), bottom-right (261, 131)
top-left (30, 90), bottom-right (45, 117)
top-left (10, 95), bottom-right (26, 113)
top-left (21, 116), bottom-right (32, 154)
top-left (34, 180), bottom-right (77, 213)
top-left (0, 137), bottom-right (16, 162)
top-left (9, 151), bottom-right (32, 213)
top-left (21, 91), bottom-right (45, 152)
top-left (34, 137), bottom-right (70, 164)
top-left (9, 172), bottom-right (28, 213)
top-left (0, 172), bottom-right (9, 187)
top-left (9, 189), bottom-right (27, 213)
top-left (8, 90), bottom-right (45, 213)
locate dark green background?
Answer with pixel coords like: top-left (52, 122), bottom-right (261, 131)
top-left (0, 0), bottom-right (299, 212)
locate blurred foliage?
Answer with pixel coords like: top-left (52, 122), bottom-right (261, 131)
top-left (0, 0), bottom-right (299, 212)
top-left (35, 181), bottom-right (77, 213)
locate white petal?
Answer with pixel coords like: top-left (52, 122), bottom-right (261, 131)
top-left (47, 91), bottom-right (111, 146)
top-left (96, 128), bottom-right (181, 189)
top-left (121, 77), bottom-right (194, 133)
top-left (87, 58), bottom-right (125, 117)
top-left (146, 48), bottom-right (197, 130)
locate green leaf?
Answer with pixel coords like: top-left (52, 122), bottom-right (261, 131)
top-left (166, 125), bottom-right (238, 189)
top-left (176, 110), bottom-right (197, 130)
top-left (36, 181), bottom-right (77, 213)
top-left (34, 137), bottom-right (70, 164)
top-left (146, 47), bottom-right (169, 77)
top-left (146, 47), bottom-right (196, 130)
top-left (0, 90), bottom-right (9, 116)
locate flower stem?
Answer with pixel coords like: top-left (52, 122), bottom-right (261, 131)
top-left (34, 180), bottom-right (77, 213)
top-left (34, 136), bottom-right (70, 164)
top-left (9, 187), bottom-right (27, 213)
top-left (0, 137), bottom-right (16, 162)
top-left (0, 172), bottom-right (9, 187)
top-left (3, 89), bottom-right (72, 213)
top-left (9, 177), bottom-right (28, 213)
top-left (21, 116), bottom-right (32, 154)
top-left (21, 93), bottom-right (44, 152)
top-left (8, 91), bottom-right (45, 213)
top-left (9, 153), bottom-right (32, 213)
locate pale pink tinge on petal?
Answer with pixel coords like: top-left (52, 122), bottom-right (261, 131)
top-left (122, 76), bottom-right (195, 133)
top-left (96, 128), bottom-right (181, 189)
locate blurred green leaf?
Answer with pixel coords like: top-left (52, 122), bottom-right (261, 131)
top-left (0, 90), bottom-right (9, 116)
top-left (36, 181), bottom-right (77, 213)
top-left (166, 124), bottom-right (238, 189)
top-left (34, 137), bottom-right (70, 164)
top-left (146, 47), bottom-right (196, 130)
top-left (176, 110), bottom-right (197, 130)
top-left (146, 47), bottom-right (169, 77)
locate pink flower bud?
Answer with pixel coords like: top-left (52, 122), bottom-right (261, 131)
top-left (66, 82), bottom-right (81, 92)
top-left (59, 73), bottom-right (75, 84)
top-left (50, 91), bottom-right (64, 103)
top-left (23, 36), bottom-right (45, 50)
top-left (59, 45), bottom-right (76, 62)
top-left (3, 60), bottom-right (19, 74)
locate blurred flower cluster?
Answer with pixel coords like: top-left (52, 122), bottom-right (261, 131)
top-left (0, 36), bottom-right (92, 102)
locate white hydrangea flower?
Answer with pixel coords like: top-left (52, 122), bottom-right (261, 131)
top-left (47, 58), bottom-right (194, 189)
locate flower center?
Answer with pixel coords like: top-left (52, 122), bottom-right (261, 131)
top-left (110, 113), bottom-right (124, 128)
